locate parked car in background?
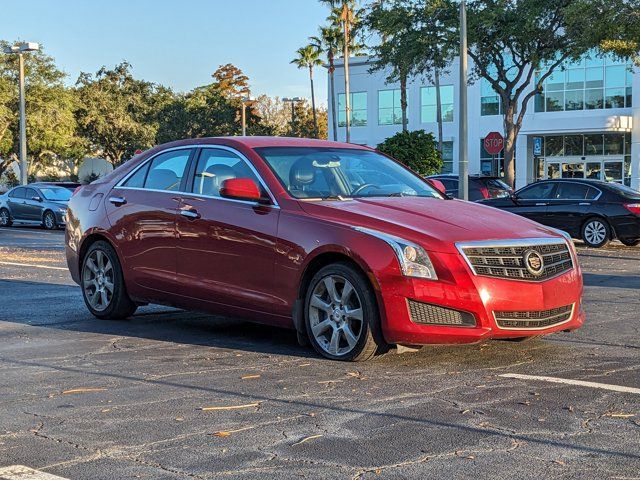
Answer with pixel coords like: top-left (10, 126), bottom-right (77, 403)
top-left (0, 184), bottom-right (71, 229)
top-left (480, 179), bottom-right (640, 248)
top-left (65, 137), bottom-right (584, 361)
top-left (427, 174), bottom-right (513, 201)
top-left (34, 181), bottom-right (81, 191)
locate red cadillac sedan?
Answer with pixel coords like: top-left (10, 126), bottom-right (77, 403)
top-left (65, 137), bottom-right (584, 361)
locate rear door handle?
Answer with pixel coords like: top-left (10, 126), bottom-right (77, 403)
top-left (109, 196), bottom-right (127, 206)
top-left (535, 202), bottom-right (548, 206)
top-left (578, 202), bottom-right (590, 206)
top-left (180, 208), bottom-right (200, 219)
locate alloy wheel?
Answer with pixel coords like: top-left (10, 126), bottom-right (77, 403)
top-left (308, 274), bottom-right (363, 356)
top-left (83, 250), bottom-right (114, 312)
top-left (584, 220), bottom-right (607, 246)
top-left (44, 212), bottom-right (56, 229)
top-left (0, 210), bottom-right (9, 226)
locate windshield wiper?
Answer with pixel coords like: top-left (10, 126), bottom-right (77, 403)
top-left (321, 195), bottom-right (348, 201)
top-left (386, 192), bottom-right (406, 197)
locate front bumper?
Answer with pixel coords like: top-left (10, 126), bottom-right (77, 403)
top-left (375, 250), bottom-right (584, 345)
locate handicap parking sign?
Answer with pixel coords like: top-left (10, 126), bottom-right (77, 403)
top-left (533, 137), bottom-right (543, 156)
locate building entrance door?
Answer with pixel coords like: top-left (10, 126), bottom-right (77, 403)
top-left (545, 157), bottom-right (624, 183)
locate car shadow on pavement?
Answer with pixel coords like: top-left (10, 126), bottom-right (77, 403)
top-left (582, 272), bottom-right (640, 289)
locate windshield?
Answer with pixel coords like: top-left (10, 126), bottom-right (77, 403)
top-left (255, 147), bottom-right (442, 200)
top-left (39, 187), bottom-right (72, 202)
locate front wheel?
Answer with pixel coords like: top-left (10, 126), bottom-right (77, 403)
top-left (0, 208), bottom-right (12, 227)
top-left (42, 211), bottom-right (57, 230)
top-left (619, 238), bottom-right (640, 247)
top-left (581, 218), bottom-right (610, 248)
top-left (81, 240), bottom-right (137, 319)
top-left (304, 263), bottom-right (384, 361)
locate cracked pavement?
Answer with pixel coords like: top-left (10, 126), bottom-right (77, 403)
top-left (0, 227), bottom-right (638, 479)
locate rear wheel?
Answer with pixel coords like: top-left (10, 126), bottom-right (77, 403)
top-left (619, 238), bottom-right (640, 247)
top-left (304, 263), bottom-right (384, 361)
top-left (42, 210), bottom-right (57, 230)
top-left (581, 218), bottom-right (610, 248)
top-left (0, 208), bottom-right (12, 227)
top-left (81, 240), bottom-right (137, 319)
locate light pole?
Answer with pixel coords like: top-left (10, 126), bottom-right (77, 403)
top-left (241, 96), bottom-right (254, 136)
top-left (3, 42), bottom-right (39, 186)
top-left (458, 0), bottom-right (469, 201)
top-left (340, 2), bottom-right (352, 143)
top-left (283, 97), bottom-right (303, 131)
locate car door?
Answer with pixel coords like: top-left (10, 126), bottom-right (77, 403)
top-left (545, 182), bottom-right (601, 236)
top-left (22, 187), bottom-right (44, 221)
top-left (7, 187), bottom-right (27, 220)
top-left (508, 182), bottom-right (558, 224)
top-left (106, 147), bottom-right (194, 295)
top-left (175, 147), bottom-right (281, 315)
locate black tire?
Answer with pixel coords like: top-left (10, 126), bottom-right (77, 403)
top-left (81, 240), bottom-right (137, 320)
top-left (0, 208), bottom-right (12, 227)
top-left (581, 217), bottom-right (610, 248)
top-left (619, 238), bottom-right (640, 247)
top-left (304, 262), bottom-right (384, 361)
top-left (42, 210), bottom-right (57, 230)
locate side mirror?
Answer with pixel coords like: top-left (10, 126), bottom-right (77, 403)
top-left (426, 178), bottom-right (447, 196)
top-left (32, 196), bottom-right (42, 202)
top-left (220, 178), bottom-right (267, 203)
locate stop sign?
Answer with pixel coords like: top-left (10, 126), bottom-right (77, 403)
top-left (484, 132), bottom-right (504, 156)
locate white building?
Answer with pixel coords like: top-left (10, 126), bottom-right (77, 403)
top-left (328, 54), bottom-right (639, 190)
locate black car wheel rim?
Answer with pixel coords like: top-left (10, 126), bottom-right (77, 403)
top-left (83, 250), bottom-right (114, 312)
top-left (0, 210), bottom-right (8, 225)
top-left (584, 221), bottom-right (606, 245)
top-left (308, 274), bottom-right (363, 356)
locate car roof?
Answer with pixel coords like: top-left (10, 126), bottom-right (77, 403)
top-left (147, 136), bottom-right (372, 151)
top-left (532, 178), bottom-right (613, 188)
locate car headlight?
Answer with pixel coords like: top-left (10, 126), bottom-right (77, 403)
top-left (58, 207), bottom-right (67, 213)
top-left (354, 227), bottom-right (438, 280)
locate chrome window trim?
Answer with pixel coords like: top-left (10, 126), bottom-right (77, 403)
top-left (114, 144), bottom-right (279, 207)
top-left (492, 304), bottom-right (575, 331)
top-left (455, 237), bottom-right (575, 282)
top-left (517, 180), bottom-right (602, 202)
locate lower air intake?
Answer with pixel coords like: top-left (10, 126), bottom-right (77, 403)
top-left (407, 299), bottom-right (476, 327)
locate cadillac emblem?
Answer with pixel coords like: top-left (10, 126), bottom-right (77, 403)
top-left (523, 249), bottom-right (544, 276)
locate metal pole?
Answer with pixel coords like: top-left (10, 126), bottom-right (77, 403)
top-left (241, 102), bottom-right (247, 136)
top-left (342, 2), bottom-right (351, 143)
top-left (458, 0), bottom-right (468, 200)
top-left (18, 53), bottom-right (27, 185)
top-left (291, 101), bottom-right (295, 124)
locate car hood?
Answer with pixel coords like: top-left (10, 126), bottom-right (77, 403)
top-left (299, 197), bottom-right (564, 253)
top-left (47, 200), bottom-right (69, 208)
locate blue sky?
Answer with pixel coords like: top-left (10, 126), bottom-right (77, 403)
top-left (3, 0), bottom-right (330, 103)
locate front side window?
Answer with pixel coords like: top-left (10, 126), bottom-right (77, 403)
top-left (338, 92), bottom-right (367, 127)
top-left (378, 89), bottom-right (404, 125)
top-left (518, 182), bottom-right (556, 200)
top-left (420, 85), bottom-right (454, 123)
top-left (25, 188), bottom-right (38, 200)
top-left (126, 149), bottom-right (192, 191)
top-left (255, 147), bottom-right (441, 200)
top-left (192, 148), bottom-right (260, 197)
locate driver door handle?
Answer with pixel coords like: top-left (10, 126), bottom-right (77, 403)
top-left (535, 202), bottom-right (548, 206)
top-left (109, 196), bottom-right (127, 206)
top-left (180, 208), bottom-right (200, 220)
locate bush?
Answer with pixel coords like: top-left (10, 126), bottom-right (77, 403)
top-left (376, 130), bottom-right (442, 176)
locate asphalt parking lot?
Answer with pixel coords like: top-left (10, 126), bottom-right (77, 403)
top-left (0, 227), bottom-right (638, 479)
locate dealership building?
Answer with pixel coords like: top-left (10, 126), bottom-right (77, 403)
top-left (328, 54), bottom-right (639, 190)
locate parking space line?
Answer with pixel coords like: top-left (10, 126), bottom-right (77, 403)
top-left (0, 465), bottom-right (69, 479)
top-left (500, 373), bottom-right (640, 395)
top-left (0, 261), bottom-right (67, 271)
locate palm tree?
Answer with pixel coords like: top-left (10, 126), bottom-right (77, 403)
top-left (291, 45), bottom-right (323, 138)
top-left (311, 26), bottom-right (341, 141)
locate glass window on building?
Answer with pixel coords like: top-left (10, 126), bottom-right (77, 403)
top-left (378, 89), bottom-right (405, 125)
top-left (441, 141), bottom-right (454, 174)
top-left (535, 52), bottom-right (633, 113)
top-left (337, 92), bottom-right (367, 127)
top-left (420, 85), bottom-right (454, 123)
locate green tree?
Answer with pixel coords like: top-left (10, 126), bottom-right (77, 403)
top-left (366, 0), bottom-right (419, 132)
top-left (0, 41), bottom-right (84, 179)
top-left (377, 130), bottom-right (442, 175)
top-left (288, 100), bottom-right (328, 139)
top-left (291, 44), bottom-right (323, 138)
top-left (453, 0), bottom-right (640, 187)
top-left (311, 26), bottom-right (341, 140)
top-left (75, 62), bottom-right (168, 165)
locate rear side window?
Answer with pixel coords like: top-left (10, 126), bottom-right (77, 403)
top-left (518, 182), bottom-right (556, 200)
top-left (440, 179), bottom-right (458, 191)
top-left (9, 187), bottom-right (25, 199)
top-left (480, 178), bottom-right (511, 190)
top-left (554, 183), bottom-right (593, 200)
top-left (123, 149), bottom-right (192, 191)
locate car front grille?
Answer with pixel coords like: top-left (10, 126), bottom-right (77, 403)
top-left (493, 304), bottom-right (574, 329)
top-left (407, 299), bottom-right (476, 327)
top-left (458, 240), bottom-right (573, 282)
